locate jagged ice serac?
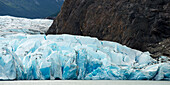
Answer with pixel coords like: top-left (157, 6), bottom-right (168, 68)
top-left (0, 16), bottom-right (169, 80)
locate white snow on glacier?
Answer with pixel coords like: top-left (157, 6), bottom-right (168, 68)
top-left (0, 16), bottom-right (53, 36)
top-left (0, 16), bottom-right (169, 80)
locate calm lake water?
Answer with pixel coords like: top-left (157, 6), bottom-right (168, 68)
top-left (0, 80), bottom-right (169, 85)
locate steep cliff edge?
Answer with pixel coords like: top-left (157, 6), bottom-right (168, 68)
top-left (47, 0), bottom-right (170, 58)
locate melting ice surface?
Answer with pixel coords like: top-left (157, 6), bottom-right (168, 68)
top-left (0, 16), bottom-right (169, 80)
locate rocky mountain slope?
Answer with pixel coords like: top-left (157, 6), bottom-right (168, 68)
top-left (47, 0), bottom-right (170, 58)
top-left (0, 0), bottom-right (64, 18)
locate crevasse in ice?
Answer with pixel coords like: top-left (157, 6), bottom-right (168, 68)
top-left (0, 34), bottom-right (169, 80)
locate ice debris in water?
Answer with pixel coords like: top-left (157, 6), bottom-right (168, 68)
top-left (0, 34), bottom-right (169, 80)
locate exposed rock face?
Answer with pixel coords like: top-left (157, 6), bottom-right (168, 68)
top-left (47, 0), bottom-right (170, 58)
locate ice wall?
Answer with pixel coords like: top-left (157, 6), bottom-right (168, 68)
top-left (0, 34), bottom-right (169, 80)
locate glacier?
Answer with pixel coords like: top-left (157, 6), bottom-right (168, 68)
top-left (0, 16), bottom-right (169, 80)
top-left (0, 34), bottom-right (169, 80)
top-left (0, 16), bottom-right (53, 36)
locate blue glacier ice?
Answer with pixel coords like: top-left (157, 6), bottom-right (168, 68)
top-left (0, 34), bottom-right (169, 80)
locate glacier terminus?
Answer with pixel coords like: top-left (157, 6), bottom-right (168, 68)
top-left (0, 16), bottom-right (169, 80)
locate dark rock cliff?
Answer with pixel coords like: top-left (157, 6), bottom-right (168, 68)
top-left (47, 0), bottom-right (170, 58)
